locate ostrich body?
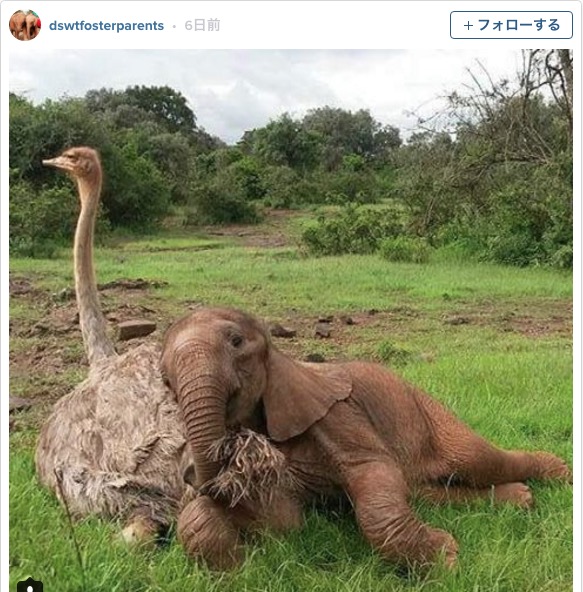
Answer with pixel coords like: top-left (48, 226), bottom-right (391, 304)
top-left (35, 147), bottom-right (192, 540)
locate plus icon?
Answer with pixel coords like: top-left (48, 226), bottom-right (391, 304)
top-left (464, 21), bottom-right (473, 30)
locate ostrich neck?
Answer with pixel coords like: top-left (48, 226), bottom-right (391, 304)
top-left (75, 175), bottom-right (116, 366)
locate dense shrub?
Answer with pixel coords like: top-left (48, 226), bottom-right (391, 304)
top-left (321, 170), bottom-right (380, 205)
top-left (432, 171), bottom-right (572, 268)
top-left (188, 181), bottom-right (260, 225)
top-left (10, 182), bottom-right (75, 257)
top-left (9, 90), bottom-right (212, 241)
top-left (100, 143), bottom-right (171, 230)
top-left (379, 236), bottom-right (432, 263)
top-left (228, 156), bottom-right (266, 201)
top-left (301, 203), bottom-right (403, 255)
top-left (549, 245), bottom-right (573, 269)
top-left (262, 166), bottom-right (300, 208)
top-left (9, 175), bottom-right (113, 258)
top-left (393, 52), bottom-right (572, 269)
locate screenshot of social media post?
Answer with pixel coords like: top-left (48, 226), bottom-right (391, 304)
top-left (2, 1), bottom-right (579, 591)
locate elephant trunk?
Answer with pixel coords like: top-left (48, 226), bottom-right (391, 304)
top-left (175, 360), bottom-right (228, 487)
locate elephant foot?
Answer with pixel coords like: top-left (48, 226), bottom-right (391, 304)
top-left (421, 528), bottom-right (458, 569)
top-left (532, 452), bottom-right (572, 483)
top-left (492, 482), bottom-right (533, 508)
top-left (377, 523), bottom-right (458, 569)
top-left (178, 495), bottom-right (243, 570)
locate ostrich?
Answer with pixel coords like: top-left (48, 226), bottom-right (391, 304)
top-left (36, 147), bottom-right (193, 543)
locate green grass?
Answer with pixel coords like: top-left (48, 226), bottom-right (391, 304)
top-left (9, 217), bottom-right (572, 591)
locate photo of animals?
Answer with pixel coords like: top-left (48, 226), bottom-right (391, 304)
top-left (9, 50), bottom-right (573, 591)
top-left (8, 9), bottom-right (40, 41)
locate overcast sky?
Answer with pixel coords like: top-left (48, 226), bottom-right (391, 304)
top-left (9, 49), bottom-right (523, 143)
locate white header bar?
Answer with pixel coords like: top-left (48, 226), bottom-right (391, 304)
top-left (1, 1), bottom-right (580, 50)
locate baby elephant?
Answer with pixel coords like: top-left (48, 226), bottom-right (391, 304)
top-left (161, 307), bottom-right (571, 570)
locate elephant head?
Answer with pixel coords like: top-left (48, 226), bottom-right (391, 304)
top-left (25, 13), bottom-right (39, 40)
top-left (10, 11), bottom-right (27, 39)
top-left (161, 307), bottom-right (352, 487)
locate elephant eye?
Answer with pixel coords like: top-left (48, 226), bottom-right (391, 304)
top-left (230, 334), bottom-right (244, 348)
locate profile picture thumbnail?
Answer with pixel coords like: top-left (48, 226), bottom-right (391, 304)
top-left (9, 10), bottom-right (41, 41)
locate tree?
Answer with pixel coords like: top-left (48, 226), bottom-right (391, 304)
top-left (243, 113), bottom-right (320, 171)
top-left (303, 106), bottom-right (401, 170)
top-left (397, 49), bottom-right (572, 266)
top-left (86, 85), bottom-right (196, 134)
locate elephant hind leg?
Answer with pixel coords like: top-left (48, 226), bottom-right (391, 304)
top-left (528, 451), bottom-right (572, 482)
top-left (450, 442), bottom-right (571, 487)
top-left (433, 426), bottom-right (571, 487)
top-left (345, 461), bottom-right (458, 568)
top-left (415, 481), bottom-right (533, 509)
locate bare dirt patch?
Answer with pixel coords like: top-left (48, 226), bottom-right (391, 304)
top-left (205, 209), bottom-right (302, 249)
top-left (9, 273), bottom-right (165, 413)
top-left (98, 278), bottom-right (169, 290)
top-left (9, 275), bottom-right (42, 297)
top-left (444, 298), bottom-right (572, 339)
top-left (266, 299), bottom-right (572, 362)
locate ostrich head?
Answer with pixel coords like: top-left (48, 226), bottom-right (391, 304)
top-left (43, 146), bottom-right (100, 178)
top-left (43, 147), bottom-right (102, 206)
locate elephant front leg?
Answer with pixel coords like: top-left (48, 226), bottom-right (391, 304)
top-left (345, 461), bottom-right (458, 568)
top-left (178, 495), bottom-right (244, 570)
top-left (178, 491), bottom-right (303, 570)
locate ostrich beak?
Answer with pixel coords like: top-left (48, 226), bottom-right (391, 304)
top-left (42, 156), bottom-right (73, 172)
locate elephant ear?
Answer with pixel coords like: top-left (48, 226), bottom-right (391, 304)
top-left (263, 349), bottom-right (352, 442)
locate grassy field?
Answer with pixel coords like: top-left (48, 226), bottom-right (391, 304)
top-left (9, 214), bottom-right (572, 591)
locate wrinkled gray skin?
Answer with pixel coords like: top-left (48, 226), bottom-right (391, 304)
top-left (162, 306), bottom-right (571, 570)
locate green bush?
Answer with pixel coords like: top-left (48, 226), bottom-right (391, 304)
top-left (379, 236), bottom-right (432, 263)
top-left (10, 182), bottom-right (70, 258)
top-left (100, 142), bottom-right (171, 230)
top-left (322, 170), bottom-right (379, 205)
top-left (188, 181), bottom-right (260, 225)
top-left (262, 166), bottom-right (300, 208)
top-left (549, 244), bottom-right (573, 269)
top-left (229, 156), bottom-right (266, 201)
top-left (301, 203), bottom-right (403, 255)
top-left (9, 179), bottom-right (112, 258)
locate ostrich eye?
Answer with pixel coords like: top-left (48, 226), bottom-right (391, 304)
top-left (230, 334), bottom-right (244, 348)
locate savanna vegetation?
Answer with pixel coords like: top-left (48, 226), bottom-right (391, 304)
top-left (10, 50), bottom-right (572, 267)
top-left (9, 49), bottom-right (573, 591)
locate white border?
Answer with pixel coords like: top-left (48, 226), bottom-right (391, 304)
top-left (1, 2), bottom-right (580, 591)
